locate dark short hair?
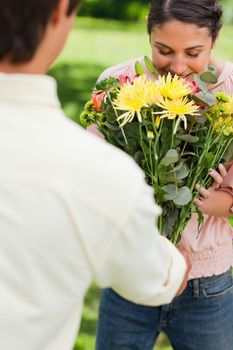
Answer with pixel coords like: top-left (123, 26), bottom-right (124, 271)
top-left (147, 0), bottom-right (223, 41)
top-left (0, 0), bottom-right (82, 64)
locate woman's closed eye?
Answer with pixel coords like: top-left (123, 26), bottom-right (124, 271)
top-left (158, 49), bottom-right (172, 56)
top-left (186, 51), bottom-right (200, 58)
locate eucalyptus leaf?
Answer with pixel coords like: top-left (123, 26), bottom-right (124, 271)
top-left (173, 186), bottom-right (192, 206)
top-left (196, 114), bottom-right (207, 124)
top-left (193, 75), bottom-right (208, 93)
top-left (162, 184), bottom-right (177, 200)
top-left (176, 134), bottom-right (199, 143)
top-left (160, 149), bottom-right (179, 166)
top-left (192, 91), bottom-right (216, 107)
top-left (163, 174), bottom-right (180, 184)
top-left (175, 164), bottom-right (189, 180)
top-left (200, 65), bottom-right (218, 84)
top-left (200, 71), bottom-right (218, 84)
top-left (166, 162), bottom-right (183, 173)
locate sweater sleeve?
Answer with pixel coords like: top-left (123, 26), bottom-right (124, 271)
top-left (218, 61), bottom-right (233, 95)
top-left (97, 58), bottom-right (138, 82)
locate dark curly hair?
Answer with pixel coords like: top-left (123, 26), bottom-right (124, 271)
top-left (0, 0), bottom-right (82, 63)
top-left (147, 0), bottom-right (223, 41)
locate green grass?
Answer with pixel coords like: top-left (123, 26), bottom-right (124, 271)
top-left (49, 17), bottom-right (233, 350)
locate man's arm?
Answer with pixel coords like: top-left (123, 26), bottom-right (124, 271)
top-left (93, 184), bottom-right (187, 306)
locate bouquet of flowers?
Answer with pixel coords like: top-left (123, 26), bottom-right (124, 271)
top-left (80, 56), bottom-right (233, 245)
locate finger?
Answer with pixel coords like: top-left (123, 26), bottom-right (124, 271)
top-left (218, 163), bottom-right (228, 178)
top-left (195, 184), bottom-right (210, 198)
top-left (193, 198), bottom-right (203, 207)
top-left (208, 169), bottom-right (223, 185)
top-left (195, 183), bottom-right (210, 197)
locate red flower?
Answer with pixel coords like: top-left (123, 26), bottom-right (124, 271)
top-left (92, 91), bottom-right (106, 112)
top-left (186, 81), bottom-right (201, 94)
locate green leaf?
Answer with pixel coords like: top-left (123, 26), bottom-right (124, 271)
top-left (192, 91), bottom-right (216, 107)
top-left (200, 65), bottom-right (218, 84)
top-left (144, 55), bottom-right (158, 77)
top-left (175, 164), bottom-right (189, 180)
top-left (162, 184), bottom-right (177, 200)
top-left (196, 113), bottom-right (207, 124)
top-left (160, 149), bottom-right (179, 166)
top-left (134, 60), bottom-right (145, 75)
top-left (173, 186), bottom-right (192, 206)
top-left (193, 74), bottom-right (208, 93)
top-left (200, 72), bottom-right (218, 84)
top-left (196, 208), bottom-right (205, 237)
top-left (176, 134), bottom-right (199, 143)
top-left (95, 77), bottom-right (119, 91)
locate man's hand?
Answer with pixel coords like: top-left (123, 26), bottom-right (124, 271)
top-left (176, 244), bottom-right (191, 296)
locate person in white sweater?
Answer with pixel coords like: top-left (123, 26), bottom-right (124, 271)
top-left (0, 1), bottom-right (188, 350)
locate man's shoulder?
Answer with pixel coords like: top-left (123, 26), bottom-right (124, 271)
top-left (49, 116), bottom-right (146, 207)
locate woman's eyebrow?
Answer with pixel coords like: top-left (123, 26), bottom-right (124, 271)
top-left (154, 42), bottom-right (172, 49)
top-left (185, 45), bottom-right (205, 50)
top-left (154, 41), bottom-right (204, 50)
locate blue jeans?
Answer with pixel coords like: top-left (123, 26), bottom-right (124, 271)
top-left (95, 269), bottom-right (233, 350)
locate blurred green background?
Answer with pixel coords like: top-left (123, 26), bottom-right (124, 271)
top-left (49, 1), bottom-right (233, 349)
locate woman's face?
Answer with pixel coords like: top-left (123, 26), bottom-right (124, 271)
top-left (150, 20), bottom-right (215, 80)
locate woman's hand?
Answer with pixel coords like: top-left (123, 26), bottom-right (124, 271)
top-left (193, 164), bottom-right (233, 217)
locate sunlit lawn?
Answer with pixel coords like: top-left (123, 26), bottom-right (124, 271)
top-left (49, 17), bottom-right (233, 350)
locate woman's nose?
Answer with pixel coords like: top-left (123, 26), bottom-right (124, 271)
top-left (169, 56), bottom-right (187, 77)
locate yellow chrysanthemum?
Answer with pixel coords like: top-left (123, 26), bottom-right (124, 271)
top-left (156, 73), bottom-right (192, 100)
top-left (113, 75), bottom-right (148, 126)
top-left (144, 80), bottom-right (162, 105)
top-left (224, 95), bottom-right (233, 115)
top-left (214, 115), bottom-right (233, 135)
top-left (155, 97), bottom-right (200, 129)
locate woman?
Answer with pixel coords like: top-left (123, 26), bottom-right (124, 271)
top-left (93, 1), bottom-right (233, 349)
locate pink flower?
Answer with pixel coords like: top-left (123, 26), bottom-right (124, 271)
top-left (118, 75), bottom-right (131, 85)
top-left (186, 81), bottom-right (201, 94)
